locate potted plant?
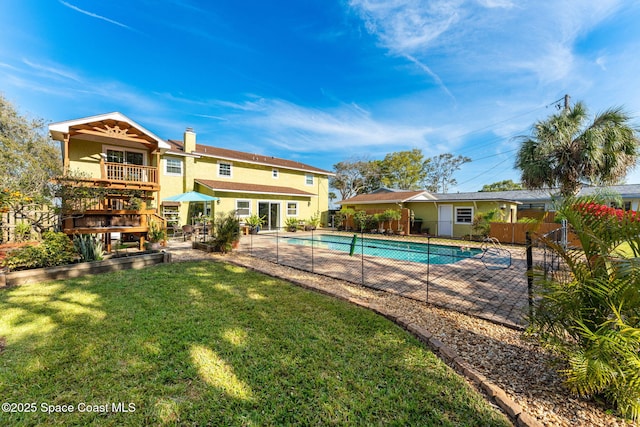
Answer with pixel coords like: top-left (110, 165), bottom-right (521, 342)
top-left (305, 213), bottom-right (320, 231)
top-left (212, 212), bottom-right (241, 253)
top-left (147, 222), bottom-right (166, 250)
top-left (245, 214), bottom-right (265, 234)
top-left (285, 217), bottom-right (299, 232)
top-left (384, 209), bottom-right (402, 235)
top-left (339, 208), bottom-right (355, 231)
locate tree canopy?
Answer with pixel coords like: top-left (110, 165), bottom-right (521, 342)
top-left (424, 153), bottom-right (471, 193)
top-left (0, 94), bottom-right (61, 207)
top-left (332, 149), bottom-right (471, 199)
top-left (380, 149), bottom-right (428, 190)
top-left (330, 158), bottom-right (383, 201)
top-left (515, 101), bottom-right (640, 197)
top-left (479, 179), bottom-right (523, 192)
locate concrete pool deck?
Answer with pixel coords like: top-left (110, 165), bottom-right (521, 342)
top-left (185, 231), bottom-right (537, 329)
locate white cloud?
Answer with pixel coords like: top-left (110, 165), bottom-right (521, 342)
top-left (22, 59), bottom-right (82, 82)
top-left (349, 0), bottom-right (460, 96)
top-left (214, 97), bottom-right (434, 153)
top-left (476, 0), bottom-right (514, 8)
top-left (59, 1), bottom-right (133, 31)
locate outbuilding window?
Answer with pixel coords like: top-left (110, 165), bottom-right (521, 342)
top-left (455, 207), bottom-right (473, 224)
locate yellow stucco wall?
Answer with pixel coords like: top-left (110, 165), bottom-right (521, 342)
top-left (155, 155), bottom-right (330, 228)
top-left (65, 137), bottom-right (330, 229)
top-left (67, 139), bottom-right (103, 177)
top-left (342, 200), bottom-right (518, 238)
top-left (67, 137), bottom-right (156, 178)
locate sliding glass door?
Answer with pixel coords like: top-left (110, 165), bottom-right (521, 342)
top-left (258, 202), bottom-right (280, 230)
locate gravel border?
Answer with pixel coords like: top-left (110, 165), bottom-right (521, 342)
top-left (168, 246), bottom-right (635, 427)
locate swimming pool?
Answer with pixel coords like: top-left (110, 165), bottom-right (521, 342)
top-left (284, 234), bottom-right (482, 265)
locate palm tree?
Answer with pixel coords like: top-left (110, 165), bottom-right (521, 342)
top-left (515, 101), bottom-right (640, 197)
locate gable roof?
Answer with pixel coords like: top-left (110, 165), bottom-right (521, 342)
top-left (339, 190), bottom-right (434, 205)
top-left (167, 140), bottom-right (333, 176)
top-left (49, 112), bottom-right (171, 150)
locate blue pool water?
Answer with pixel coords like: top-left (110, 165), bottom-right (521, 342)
top-left (284, 234), bottom-right (481, 265)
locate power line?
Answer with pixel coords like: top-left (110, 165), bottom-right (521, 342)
top-left (451, 103), bottom-right (550, 142)
top-left (450, 95), bottom-right (569, 158)
top-left (471, 147), bottom-right (518, 161)
top-left (455, 154), bottom-right (516, 189)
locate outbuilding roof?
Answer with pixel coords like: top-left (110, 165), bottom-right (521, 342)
top-left (338, 184), bottom-right (640, 206)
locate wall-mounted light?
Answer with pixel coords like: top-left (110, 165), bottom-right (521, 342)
top-left (500, 204), bottom-right (507, 210)
top-left (217, 199), bottom-right (221, 205)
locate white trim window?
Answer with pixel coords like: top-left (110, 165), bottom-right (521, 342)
top-left (218, 161), bottom-right (232, 178)
top-left (236, 200), bottom-right (250, 216)
top-left (305, 174), bottom-right (313, 186)
top-left (164, 157), bottom-right (183, 176)
top-left (272, 168), bottom-right (279, 179)
top-left (103, 145), bottom-right (146, 165)
top-left (286, 202), bottom-right (298, 216)
top-left (455, 207), bottom-right (474, 224)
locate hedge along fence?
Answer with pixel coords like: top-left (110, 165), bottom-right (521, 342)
top-left (489, 222), bottom-right (581, 245)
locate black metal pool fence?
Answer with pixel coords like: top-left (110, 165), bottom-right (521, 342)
top-left (238, 229), bottom-right (538, 328)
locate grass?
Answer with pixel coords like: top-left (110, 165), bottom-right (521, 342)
top-left (0, 261), bottom-right (511, 426)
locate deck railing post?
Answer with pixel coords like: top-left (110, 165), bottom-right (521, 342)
top-left (426, 236), bottom-right (430, 303)
top-left (360, 230), bottom-right (365, 286)
top-left (276, 228), bottom-right (279, 264)
top-left (526, 231), bottom-right (534, 319)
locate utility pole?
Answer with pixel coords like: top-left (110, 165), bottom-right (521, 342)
top-left (564, 94), bottom-right (570, 111)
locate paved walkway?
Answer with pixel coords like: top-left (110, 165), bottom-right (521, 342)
top-left (164, 234), bottom-right (534, 329)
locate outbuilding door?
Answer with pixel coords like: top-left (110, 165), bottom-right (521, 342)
top-left (438, 205), bottom-right (453, 237)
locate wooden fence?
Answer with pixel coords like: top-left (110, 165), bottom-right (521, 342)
top-left (0, 205), bottom-right (59, 243)
top-left (341, 208), bottom-right (412, 235)
top-left (489, 222), bottom-right (580, 246)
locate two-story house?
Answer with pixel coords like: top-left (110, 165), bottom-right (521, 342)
top-left (160, 127), bottom-right (332, 230)
top-left (49, 112), bottom-right (332, 248)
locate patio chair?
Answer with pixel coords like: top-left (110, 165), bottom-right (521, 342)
top-left (182, 225), bottom-right (194, 241)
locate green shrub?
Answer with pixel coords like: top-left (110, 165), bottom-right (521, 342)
top-left (284, 217), bottom-right (299, 231)
top-left (472, 209), bottom-right (503, 237)
top-left (13, 222), bottom-right (32, 242)
top-left (353, 210), bottom-right (370, 231)
top-left (529, 196), bottom-right (640, 421)
top-left (2, 231), bottom-right (77, 271)
top-left (212, 212), bottom-right (240, 253)
top-left (73, 234), bottom-right (104, 262)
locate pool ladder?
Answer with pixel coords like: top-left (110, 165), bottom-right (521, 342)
top-left (480, 237), bottom-right (512, 270)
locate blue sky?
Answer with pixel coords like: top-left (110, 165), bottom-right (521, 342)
top-left (2, 0), bottom-right (640, 192)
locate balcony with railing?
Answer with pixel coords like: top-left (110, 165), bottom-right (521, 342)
top-left (104, 162), bottom-right (158, 186)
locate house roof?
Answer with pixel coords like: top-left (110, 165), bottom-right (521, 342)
top-left (578, 184), bottom-right (640, 199)
top-left (432, 192), bottom-right (522, 204)
top-left (49, 112), bottom-right (171, 150)
top-left (167, 140), bottom-right (333, 176)
top-left (438, 184), bottom-right (640, 203)
top-left (339, 184), bottom-right (640, 206)
top-left (196, 179), bottom-right (316, 197)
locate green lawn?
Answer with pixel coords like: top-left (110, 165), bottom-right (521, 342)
top-left (0, 261), bottom-right (511, 426)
